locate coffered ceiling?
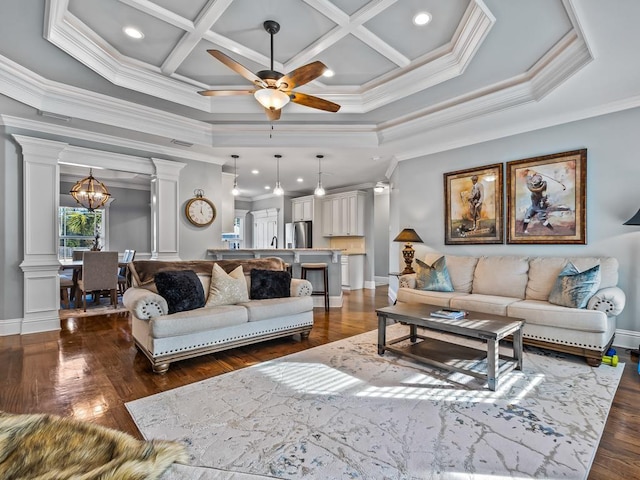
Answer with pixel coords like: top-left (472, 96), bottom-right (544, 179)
top-left (1, 0), bottom-right (639, 199)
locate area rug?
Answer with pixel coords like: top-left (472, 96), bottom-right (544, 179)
top-left (59, 298), bottom-right (128, 319)
top-left (0, 411), bottom-right (187, 480)
top-left (126, 324), bottom-right (623, 480)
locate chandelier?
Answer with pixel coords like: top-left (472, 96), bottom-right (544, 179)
top-left (69, 168), bottom-right (111, 211)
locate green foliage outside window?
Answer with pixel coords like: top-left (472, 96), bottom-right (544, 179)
top-left (58, 207), bottom-right (104, 259)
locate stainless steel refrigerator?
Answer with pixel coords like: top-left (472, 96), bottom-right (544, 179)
top-left (287, 221), bottom-right (312, 248)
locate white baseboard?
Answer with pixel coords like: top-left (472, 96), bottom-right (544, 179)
top-left (374, 276), bottom-right (389, 285)
top-left (612, 329), bottom-right (640, 350)
top-left (364, 280), bottom-right (377, 289)
top-left (0, 318), bottom-right (23, 336)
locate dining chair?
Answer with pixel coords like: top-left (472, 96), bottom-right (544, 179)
top-left (117, 249), bottom-right (136, 295)
top-left (59, 273), bottom-right (75, 309)
top-left (77, 251), bottom-right (119, 312)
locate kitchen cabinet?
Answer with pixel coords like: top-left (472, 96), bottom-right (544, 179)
top-left (292, 196), bottom-right (314, 222)
top-left (341, 254), bottom-right (364, 290)
top-left (321, 191), bottom-right (365, 236)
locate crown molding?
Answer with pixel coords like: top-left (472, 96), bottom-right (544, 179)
top-left (0, 53), bottom-right (214, 146)
top-left (359, 0), bottom-right (495, 112)
top-left (378, 24), bottom-right (593, 144)
top-left (0, 115), bottom-right (222, 164)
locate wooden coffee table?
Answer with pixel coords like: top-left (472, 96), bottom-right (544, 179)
top-left (376, 303), bottom-right (524, 391)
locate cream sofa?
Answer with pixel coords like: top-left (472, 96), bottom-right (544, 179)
top-left (397, 254), bottom-right (626, 366)
top-left (123, 257), bottom-right (314, 373)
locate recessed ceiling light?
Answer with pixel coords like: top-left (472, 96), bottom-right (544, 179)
top-left (252, 169), bottom-right (260, 175)
top-left (323, 69), bottom-right (334, 78)
top-left (297, 178), bottom-right (303, 183)
top-left (264, 185), bottom-right (271, 190)
top-left (123, 26), bottom-right (144, 39)
top-left (413, 12), bottom-right (432, 26)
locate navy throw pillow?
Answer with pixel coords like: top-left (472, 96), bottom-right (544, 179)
top-left (250, 269), bottom-right (291, 299)
top-left (154, 270), bottom-right (205, 314)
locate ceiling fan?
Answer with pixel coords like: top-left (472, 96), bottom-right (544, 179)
top-left (198, 20), bottom-right (341, 121)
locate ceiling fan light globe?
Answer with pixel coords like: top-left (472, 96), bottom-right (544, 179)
top-left (254, 88), bottom-right (290, 110)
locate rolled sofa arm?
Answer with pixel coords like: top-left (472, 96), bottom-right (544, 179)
top-left (291, 278), bottom-right (313, 297)
top-left (588, 286), bottom-right (626, 316)
top-left (399, 273), bottom-right (417, 289)
top-left (123, 287), bottom-right (168, 319)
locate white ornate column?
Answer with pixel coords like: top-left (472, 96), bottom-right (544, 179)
top-left (151, 158), bottom-right (186, 260)
top-left (13, 135), bottom-right (67, 334)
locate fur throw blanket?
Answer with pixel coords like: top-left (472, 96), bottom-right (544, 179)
top-left (129, 257), bottom-right (286, 288)
top-left (0, 411), bottom-right (187, 480)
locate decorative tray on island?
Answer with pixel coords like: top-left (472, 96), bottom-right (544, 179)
top-left (430, 308), bottom-right (467, 320)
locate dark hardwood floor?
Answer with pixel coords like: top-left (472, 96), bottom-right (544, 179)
top-left (1, 286), bottom-right (638, 478)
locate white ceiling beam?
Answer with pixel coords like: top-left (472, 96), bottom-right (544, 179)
top-left (118, 0), bottom-right (194, 31)
top-left (161, 0), bottom-right (234, 75)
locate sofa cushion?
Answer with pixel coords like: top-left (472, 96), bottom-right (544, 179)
top-left (415, 256), bottom-right (454, 292)
top-left (472, 256), bottom-right (529, 299)
top-left (423, 253), bottom-right (478, 293)
top-left (150, 305), bottom-right (248, 338)
top-left (239, 296), bottom-right (314, 322)
top-left (508, 300), bottom-right (608, 333)
top-left (205, 264), bottom-right (249, 307)
top-left (250, 269), bottom-right (291, 299)
top-left (526, 257), bottom-right (609, 300)
top-left (397, 288), bottom-right (467, 308)
top-left (548, 262), bottom-right (601, 309)
top-left (450, 294), bottom-right (521, 317)
top-left (154, 270), bottom-right (205, 314)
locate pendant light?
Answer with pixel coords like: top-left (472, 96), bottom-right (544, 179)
top-left (273, 154), bottom-right (284, 196)
top-left (69, 168), bottom-right (111, 211)
top-left (314, 154), bottom-right (325, 196)
top-left (231, 154), bottom-right (240, 196)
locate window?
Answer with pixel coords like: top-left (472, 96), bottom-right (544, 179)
top-left (58, 207), bottom-right (104, 259)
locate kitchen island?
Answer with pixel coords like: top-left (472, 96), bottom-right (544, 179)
top-left (207, 248), bottom-right (344, 308)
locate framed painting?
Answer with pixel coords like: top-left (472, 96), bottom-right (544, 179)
top-left (444, 163), bottom-right (503, 245)
top-left (506, 149), bottom-right (586, 244)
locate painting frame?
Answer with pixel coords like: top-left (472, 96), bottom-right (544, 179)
top-left (506, 149), bottom-right (586, 244)
top-left (444, 163), bottom-right (504, 245)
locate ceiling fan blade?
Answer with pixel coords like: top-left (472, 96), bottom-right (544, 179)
top-left (277, 61), bottom-right (327, 90)
top-left (264, 108), bottom-right (281, 121)
top-left (207, 50), bottom-right (267, 88)
top-left (198, 89), bottom-right (256, 97)
top-left (290, 92), bottom-right (341, 113)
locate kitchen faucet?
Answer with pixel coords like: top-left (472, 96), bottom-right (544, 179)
top-left (270, 236), bottom-right (278, 248)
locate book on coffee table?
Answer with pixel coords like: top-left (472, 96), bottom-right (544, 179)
top-left (430, 309), bottom-right (466, 319)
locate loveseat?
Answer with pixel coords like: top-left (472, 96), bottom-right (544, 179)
top-left (123, 257), bottom-right (314, 373)
top-left (397, 253), bottom-right (626, 366)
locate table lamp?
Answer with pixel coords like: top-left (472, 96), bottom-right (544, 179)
top-left (393, 228), bottom-right (424, 274)
top-left (623, 208), bottom-right (640, 226)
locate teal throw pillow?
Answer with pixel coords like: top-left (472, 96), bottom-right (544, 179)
top-left (415, 256), bottom-right (454, 292)
top-left (548, 262), bottom-right (601, 309)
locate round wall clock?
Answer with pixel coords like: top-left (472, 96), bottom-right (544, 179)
top-left (185, 189), bottom-right (216, 227)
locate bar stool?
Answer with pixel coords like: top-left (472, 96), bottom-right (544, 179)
top-left (300, 262), bottom-right (329, 311)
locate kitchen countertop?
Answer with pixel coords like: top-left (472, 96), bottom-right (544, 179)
top-left (207, 248), bottom-right (344, 263)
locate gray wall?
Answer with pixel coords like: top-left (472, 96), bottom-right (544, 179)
top-left (179, 159), bottom-right (224, 259)
top-left (392, 106), bottom-right (640, 333)
top-left (374, 191), bottom-right (390, 278)
top-left (1, 130), bottom-right (23, 321)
